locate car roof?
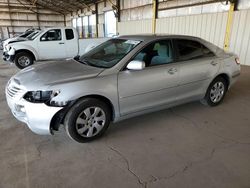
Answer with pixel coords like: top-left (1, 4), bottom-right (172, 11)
top-left (117, 34), bottom-right (201, 41)
top-left (116, 34), bottom-right (223, 55)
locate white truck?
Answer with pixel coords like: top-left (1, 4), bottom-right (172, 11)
top-left (2, 28), bottom-right (40, 50)
top-left (3, 27), bottom-right (108, 69)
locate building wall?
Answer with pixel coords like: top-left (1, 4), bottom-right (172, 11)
top-left (65, 0), bottom-right (116, 37)
top-left (65, 0), bottom-right (250, 65)
top-left (117, 9), bottom-right (250, 66)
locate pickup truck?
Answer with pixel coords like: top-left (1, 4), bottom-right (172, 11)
top-left (3, 27), bottom-right (108, 69)
top-left (2, 28), bottom-right (40, 50)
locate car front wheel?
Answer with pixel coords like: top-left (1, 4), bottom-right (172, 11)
top-left (14, 52), bottom-right (34, 69)
top-left (64, 98), bottom-right (111, 143)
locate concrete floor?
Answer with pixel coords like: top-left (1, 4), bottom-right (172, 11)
top-left (0, 59), bottom-right (249, 188)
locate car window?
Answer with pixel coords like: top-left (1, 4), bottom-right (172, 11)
top-left (40, 29), bottom-right (61, 41)
top-left (175, 39), bottom-right (214, 61)
top-left (65, 29), bottom-right (74, 40)
top-left (26, 31), bottom-right (40, 40)
top-left (79, 39), bottom-right (141, 68)
top-left (202, 45), bottom-right (215, 57)
top-left (133, 40), bottom-right (173, 67)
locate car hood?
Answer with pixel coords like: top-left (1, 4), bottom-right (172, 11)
top-left (6, 37), bottom-right (28, 44)
top-left (13, 59), bottom-right (104, 90)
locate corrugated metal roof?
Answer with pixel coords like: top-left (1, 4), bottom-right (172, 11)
top-left (22, 0), bottom-right (99, 14)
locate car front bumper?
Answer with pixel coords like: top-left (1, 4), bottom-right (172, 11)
top-left (5, 86), bottom-right (63, 135)
top-left (3, 46), bottom-right (15, 62)
top-left (3, 51), bottom-right (15, 62)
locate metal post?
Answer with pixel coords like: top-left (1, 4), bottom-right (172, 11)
top-left (35, 4), bottom-right (40, 29)
top-left (152, 0), bottom-right (157, 34)
top-left (64, 14), bottom-right (66, 27)
top-left (95, 3), bottom-right (99, 37)
top-left (224, 2), bottom-right (235, 51)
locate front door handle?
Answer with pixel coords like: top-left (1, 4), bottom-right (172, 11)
top-left (59, 42), bottom-right (65, 44)
top-left (211, 61), bottom-right (218, 66)
top-left (168, 68), bottom-right (177, 75)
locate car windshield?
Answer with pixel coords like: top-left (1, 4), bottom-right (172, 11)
top-left (19, 31), bottom-right (33, 38)
top-left (79, 39), bottom-right (141, 68)
top-left (27, 30), bottom-right (41, 40)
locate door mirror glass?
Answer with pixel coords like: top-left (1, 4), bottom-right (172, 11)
top-left (127, 60), bottom-right (145, 70)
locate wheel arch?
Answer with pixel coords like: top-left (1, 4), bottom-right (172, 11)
top-left (50, 94), bottom-right (116, 133)
top-left (76, 94), bottom-right (115, 121)
top-left (214, 73), bottom-right (230, 89)
top-left (15, 49), bottom-right (36, 61)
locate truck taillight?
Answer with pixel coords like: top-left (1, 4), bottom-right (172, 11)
top-left (235, 57), bottom-right (240, 65)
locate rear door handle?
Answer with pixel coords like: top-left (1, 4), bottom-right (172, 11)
top-left (59, 42), bottom-right (65, 44)
top-left (210, 61), bottom-right (218, 66)
top-left (168, 68), bottom-right (177, 75)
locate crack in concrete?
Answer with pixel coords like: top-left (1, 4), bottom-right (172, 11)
top-left (169, 108), bottom-right (250, 145)
top-left (106, 143), bottom-right (216, 188)
top-left (36, 139), bottom-right (51, 158)
top-left (145, 148), bottom-right (216, 186)
top-left (107, 136), bottom-right (249, 188)
top-left (107, 145), bottom-right (146, 187)
top-left (105, 109), bottom-right (249, 187)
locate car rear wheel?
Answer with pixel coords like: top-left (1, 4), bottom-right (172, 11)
top-left (64, 98), bottom-right (111, 143)
top-left (14, 52), bottom-right (34, 69)
top-left (201, 77), bottom-right (228, 106)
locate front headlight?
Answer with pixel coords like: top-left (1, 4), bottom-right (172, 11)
top-left (23, 90), bottom-right (60, 103)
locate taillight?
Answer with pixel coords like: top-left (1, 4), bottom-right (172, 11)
top-left (235, 57), bottom-right (240, 65)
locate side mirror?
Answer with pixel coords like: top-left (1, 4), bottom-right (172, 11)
top-left (126, 60), bottom-right (145, 71)
top-left (73, 55), bottom-right (80, 61)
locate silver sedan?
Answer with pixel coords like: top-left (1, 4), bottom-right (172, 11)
top-left (5, 35), bottom-right (241, 143)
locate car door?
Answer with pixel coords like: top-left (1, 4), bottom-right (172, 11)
top-left (64, 28), bottom-right (78, 57)
top-left (37, 29), bottom-right (67, 60)
top-left (118, 39), bottom-right (180, 116)
top-left (173, 39), bottom-right (220, 101)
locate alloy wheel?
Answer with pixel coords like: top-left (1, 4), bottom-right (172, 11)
top-left (75, 107), bottom-right (106, 137)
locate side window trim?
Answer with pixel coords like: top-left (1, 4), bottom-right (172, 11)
top-left (121, 38), bottom-right (177, 71)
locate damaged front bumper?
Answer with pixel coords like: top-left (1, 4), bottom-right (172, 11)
top-left (2, 48), bottom-right (15, 62)
top-left (5, 86), bottom-right (63, 135)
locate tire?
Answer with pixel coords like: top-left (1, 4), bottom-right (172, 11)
top-left (64, 98), bottom-right (111, 143)
top-left (201, 77), bottom-right (228, 107)
top-left (14, 52), bottom-right (34, 69)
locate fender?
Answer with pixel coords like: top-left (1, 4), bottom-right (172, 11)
top-left (6, 42), bottom-right (39, 61)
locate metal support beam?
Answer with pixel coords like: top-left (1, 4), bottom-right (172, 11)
top-left (6, 0), bottom-right (14, 36)
top-left (116, 0), bottom-right (120, 22)
top-left (158, 0), bottom-right (225, 11)
top-left (107, 0), bottom-right (118, 16)
top-left (35, 3), bottom-right (40, 29)
top-left (95, 3), bottom-right (99, 37)
top-left (224, 2), bottom-right (235, 51)
top-left (79, 1), bottom-right (96, 13)
top-left (64, 15), bottom-right (66, 27)
top-left (152, 0), bottom-right (157, 34)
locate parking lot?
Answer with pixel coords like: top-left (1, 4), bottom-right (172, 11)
top-left (0, 56), bottom-right (250, 188)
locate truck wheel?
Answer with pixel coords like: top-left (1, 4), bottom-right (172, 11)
top-left (14, 52), bottom-right (34, 69)
top-left (64, 98), bottom-right (111, 143)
